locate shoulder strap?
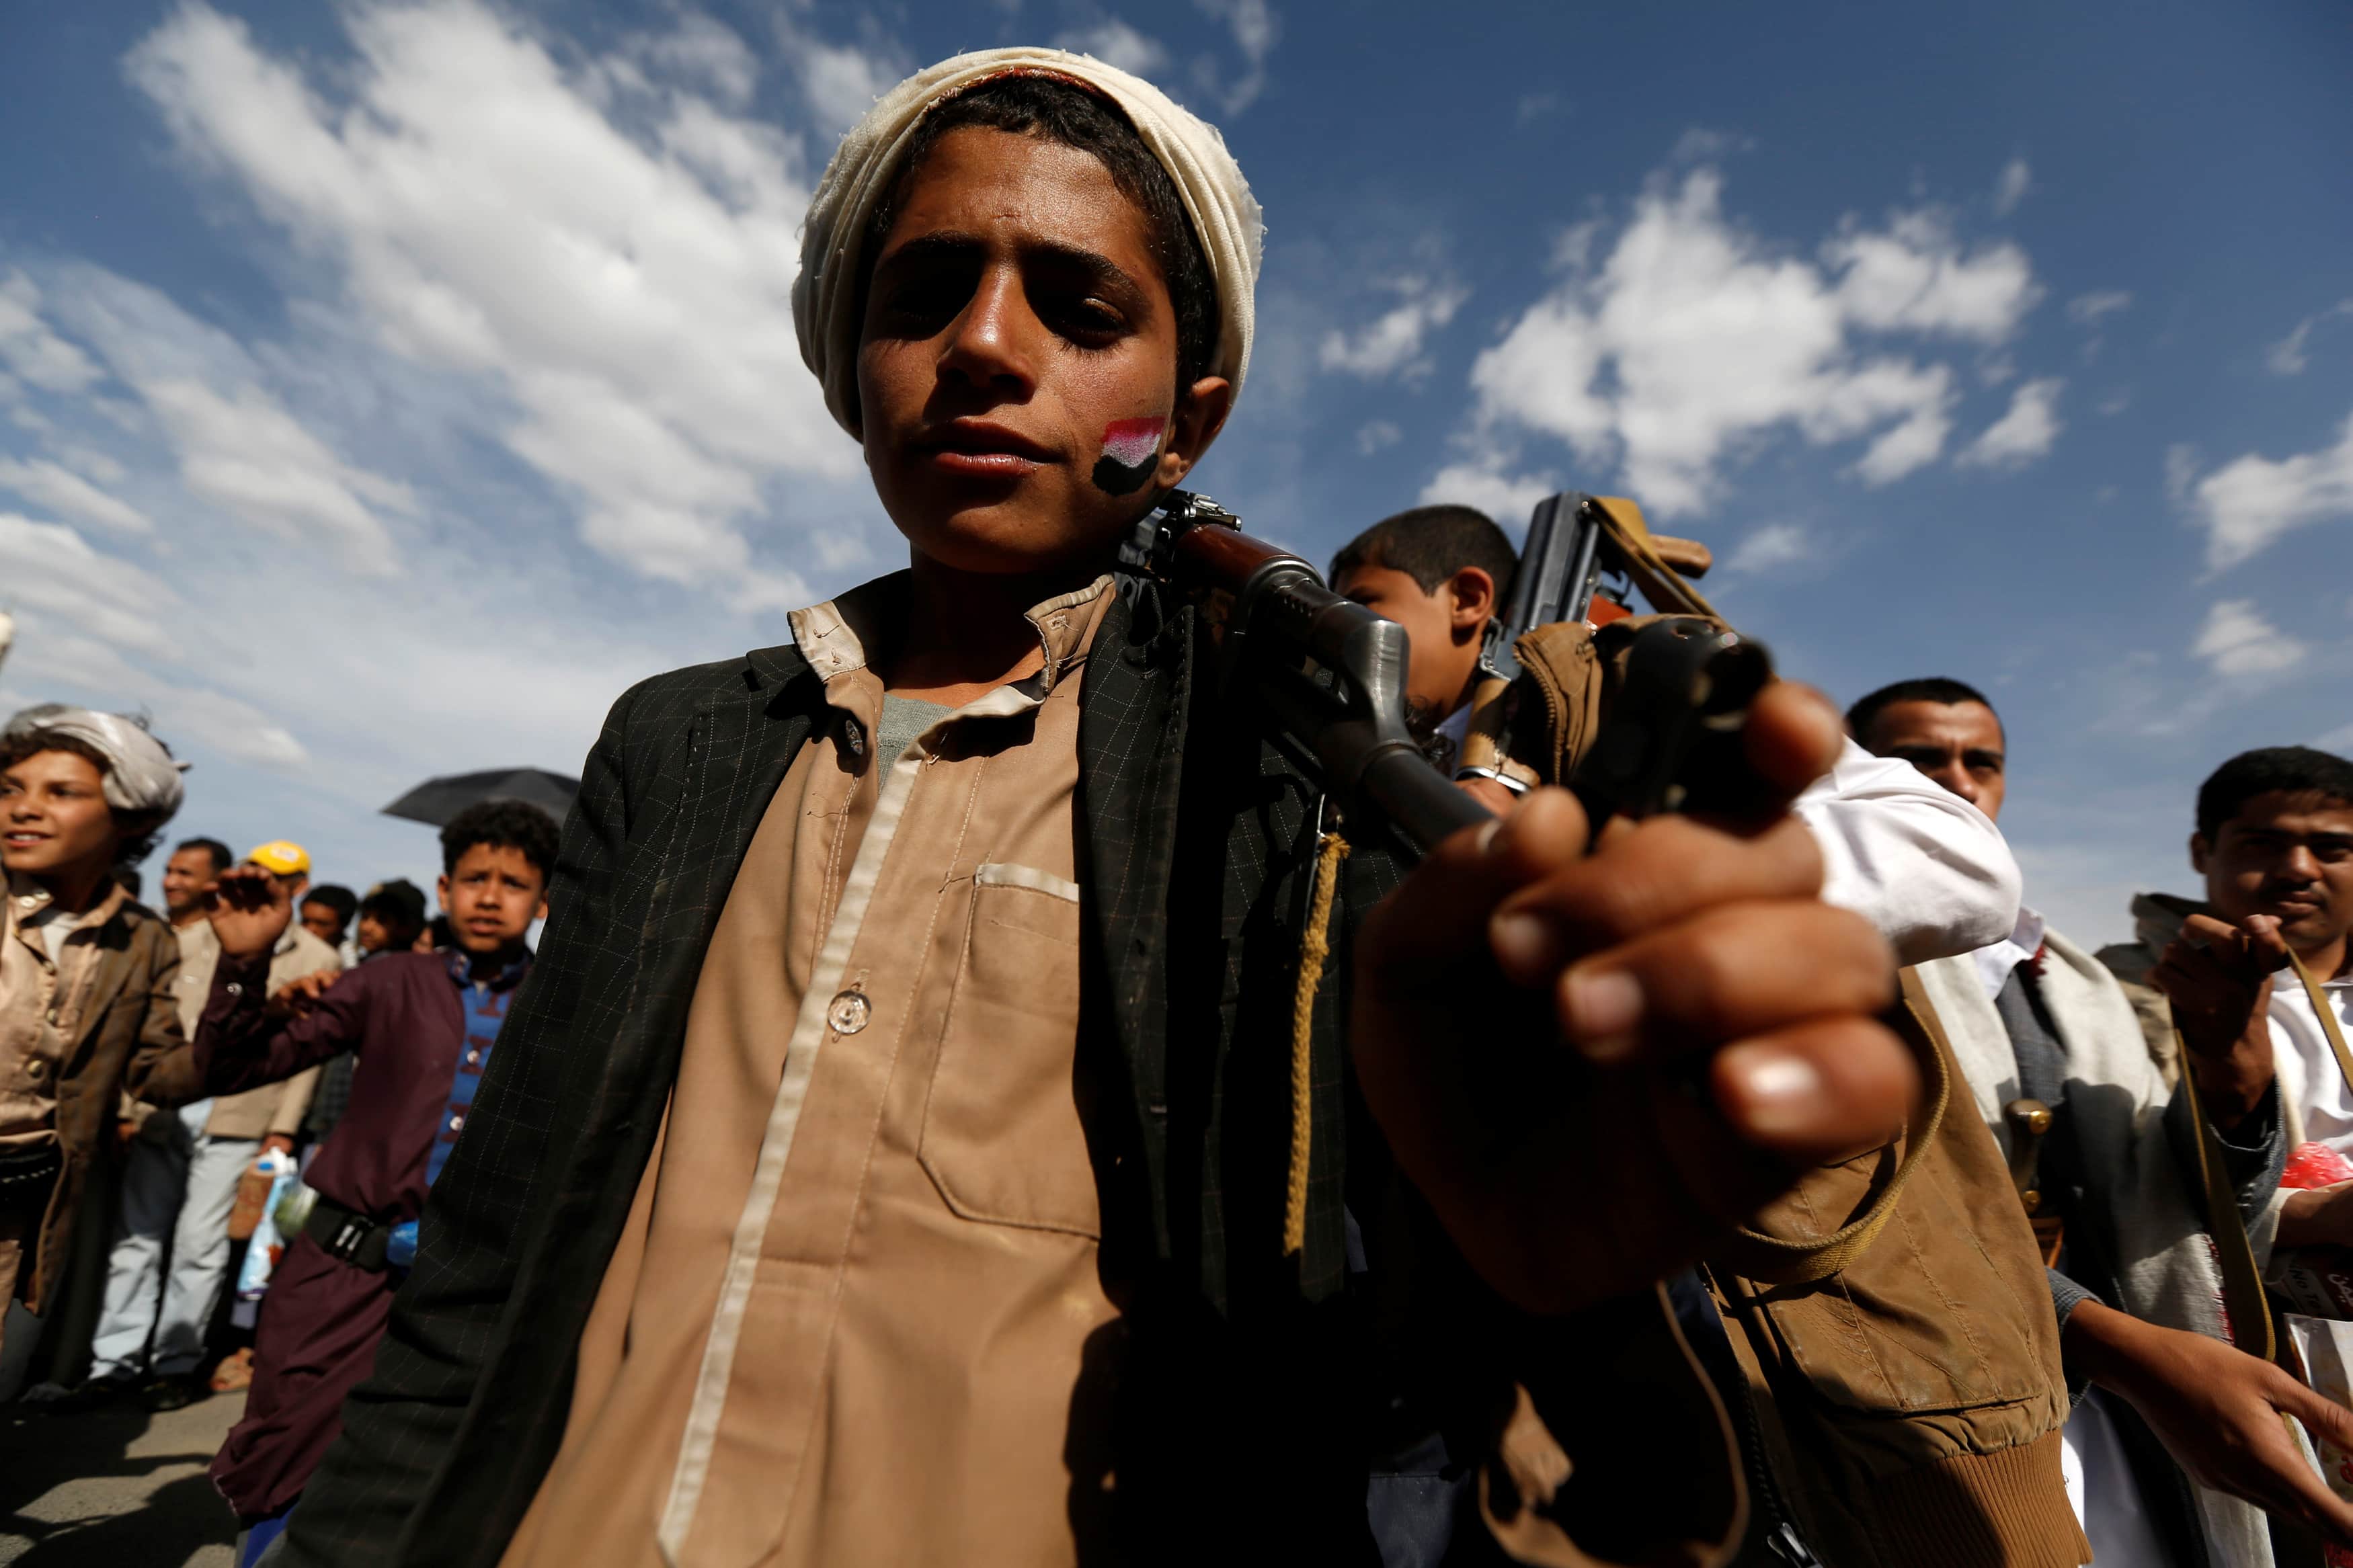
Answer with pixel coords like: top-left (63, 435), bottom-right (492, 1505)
top-left (2181, 1059), bottom-right (2280, 1364)
top-left (2292, 952), bottom-right (2353, 1098)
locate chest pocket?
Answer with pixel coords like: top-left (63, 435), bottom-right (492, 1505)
top-left (918, 863), bottom-right (1099, 1238)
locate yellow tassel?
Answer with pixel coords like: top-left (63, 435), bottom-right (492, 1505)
top-left (1284, 831), bottom-right (1351, 1257)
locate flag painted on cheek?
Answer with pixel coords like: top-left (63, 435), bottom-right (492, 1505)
top-left (1092, 417), bottom-right (1166, 496)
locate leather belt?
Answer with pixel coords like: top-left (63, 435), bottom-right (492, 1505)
top-left (304, 1196), bottom-right (395, 1272)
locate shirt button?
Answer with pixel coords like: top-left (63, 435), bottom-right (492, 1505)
top-left (827, 989), bottom-right (871, 1036)
top-left (449, 1114), bottom-right (465, 1132)
top-left (226, 982), bottom-right (243, 997)
top-left (465, 1049), bottom-right (481, 1066)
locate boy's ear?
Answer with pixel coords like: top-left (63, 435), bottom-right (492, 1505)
top-left (1447, 567), bottom-right (1498, 629)
top-left (1155, 376), bottom-right (1234, 488)
top-left (2189, 831), bottom-right (2210, 875)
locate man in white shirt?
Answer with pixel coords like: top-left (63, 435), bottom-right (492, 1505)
top-left (2109, 749), bottom-right (2353, 1159)
top-left (1857, 684), bottom-right (2353, 1563)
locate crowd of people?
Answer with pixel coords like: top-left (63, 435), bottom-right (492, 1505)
top-left (3, 38), bottom-right (2350, 1568)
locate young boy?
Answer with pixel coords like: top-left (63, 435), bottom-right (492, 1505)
top-left (258, 51), bottom-right (2011, 1568)
top-left (185, 798), bottom-right (557, 1564)
top-left (0, 706), bottom-right (190, 1372)
top-left (1329, 503), bottom-right (1519, 757)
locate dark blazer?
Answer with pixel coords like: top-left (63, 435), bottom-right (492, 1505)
top-left (278, 587), bottom-right (1427, 1566)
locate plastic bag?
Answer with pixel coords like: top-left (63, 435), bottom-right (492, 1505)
top-left (235, 1150), bottom-right (301, 1301)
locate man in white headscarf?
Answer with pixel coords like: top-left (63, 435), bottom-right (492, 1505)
top-left (262, 49), bottom-right (1948, 1568)
top-left (0, 706), bottom-right (196, 1380)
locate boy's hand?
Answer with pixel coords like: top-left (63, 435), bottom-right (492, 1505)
top-left (270, 970), bottom-right (339, 1019)
top-left (206, 866), bottom-right (293, 964)
top-left (1353, 682), bottom-right (1917, 1315)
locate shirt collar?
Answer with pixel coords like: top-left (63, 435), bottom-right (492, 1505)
top-left (1972, 904), bottom-right (2048, 999)
top-left (8, 869), bottom-right (127, 933)
top-left (444, 946), bottom-right (532, 991)
top-left (786, 571), bottom-right (1117, 760)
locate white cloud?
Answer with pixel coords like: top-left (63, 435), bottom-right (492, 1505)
top-left (1958, 377), bottom-right (2064, 470)
top-left (2192, 599), bottom-right (2307, 678)
top-left (1417, 456), bottom-right (1558, 528)
top-left (2315, 720), bottom-right (2353, 753)
top-left (1724, 522), bottom-right (1814, 573)
top-left (1357, 419), bottom-right (1401, 455)
top-left (1319, 276), bottom-right (1469, 381)
top-left (124, 0), bottom-right (867, 604)
top-left (1460, 167), bottom-right (2041, 515)
top-left (1055, 19), bottom-right (1170, 77)
top-left (1515, 93), bottom-right (1559, 126)
top-left (2067, 290), bottom-right (2131, 325)
top-left (0, 513), bottom-right (306, 766)
top-left (1992, 157), bottom-right (2031, 216)
top-left (0, 272), bottom-right (103, 393)
top-left (0, 455), bottom-right (151, 534)
top-left (1192, 0), bottom-right (1279, 112)
top-left (2268, 300), bottom-right (2353, 376)
top-left (2182, 411), bottom-right (2353, 569)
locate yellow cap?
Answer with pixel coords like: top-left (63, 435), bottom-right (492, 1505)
top-left (245, 840), bottom-right (311, 876)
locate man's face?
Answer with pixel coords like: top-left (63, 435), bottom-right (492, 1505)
top-left (437, 843), bottom-right (547, 956)
top-left (161, 848), bottom-right (223, 918)
top-left (856, 127), bottom-right (1230, 579)
top-left (2194, 791), bottom-right (2353, 956)
top-left (1333, 563), bottom-right (1495, 731)
top-left (301, 899), bottom-right (346, 946)
top-left (1861, 700), bottom-right (2007, 822)
top-left (1, 750), bottom-right (121, 882)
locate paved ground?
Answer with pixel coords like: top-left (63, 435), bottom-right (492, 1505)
top-left (0, 1390), bottom-right (244, 1566)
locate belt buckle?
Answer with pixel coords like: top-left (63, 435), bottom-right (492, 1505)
top-left (328, 1214), bottom-right (370, 1264)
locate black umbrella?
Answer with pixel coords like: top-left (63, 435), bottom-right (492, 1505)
top-left (382, 767), bottom-right (580, 828)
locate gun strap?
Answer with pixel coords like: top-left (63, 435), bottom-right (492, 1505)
top-left (1591, 497), bottom-right (1721, 622)
top-left (2175, 952), bottom-right (2350, 1369)
top-left (1283, 830), bottom-right (1351, 1257)
top-left (1713, 970), bottom-right (1951, 1286)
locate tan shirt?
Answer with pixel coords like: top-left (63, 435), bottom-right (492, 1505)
top-left (2, 873), bottom-right (130, 1151)
top-left (169, 921), bottom-right (336, 1141)
top-left (503, 575), bottom-right (1120, 1568)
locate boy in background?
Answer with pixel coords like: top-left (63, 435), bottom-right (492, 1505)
top-left (177, 799), bottom-right (557, 1564)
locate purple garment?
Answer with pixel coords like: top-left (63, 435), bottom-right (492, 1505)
top-left (192, 946), bottom-right (532, 1518)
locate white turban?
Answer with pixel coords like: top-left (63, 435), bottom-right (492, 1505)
top-left (3, 704), bottom-right (188, 819)
top-left (794, 47), bottom-right (1264, 440)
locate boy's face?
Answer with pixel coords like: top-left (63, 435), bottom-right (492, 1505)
top-left (1333, 563), bottom-right (1496, 730)
top-left (856, 126), bottom-right (1230, 577)
top-left (1, 749), bottom-right (122, 884)
top-left (2193, 790), bottom-right (2353, 956)
top-left (301, 899), bottom-right (347, 945)
top-left (437, 843), bottom-right (548, 956)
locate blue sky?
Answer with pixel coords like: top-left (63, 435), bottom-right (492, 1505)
top-left (1, 0), bottom-right (2349, 943)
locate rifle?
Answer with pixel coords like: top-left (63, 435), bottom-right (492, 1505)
top-left (1119, 491), bottom-right (1490, 856)
top-left (1121, 490), bottom-right (1775, 856)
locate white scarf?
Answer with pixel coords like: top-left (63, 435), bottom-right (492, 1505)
top-left (793, 46), bottom-right (1264, 441)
